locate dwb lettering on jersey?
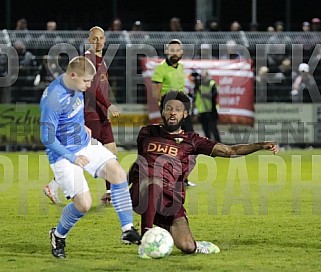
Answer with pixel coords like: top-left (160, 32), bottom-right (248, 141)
top-left (147, 143), bottom-right (178, 157)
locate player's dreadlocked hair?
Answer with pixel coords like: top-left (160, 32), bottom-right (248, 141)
top-left (159, 91), bottom-right (191, 112)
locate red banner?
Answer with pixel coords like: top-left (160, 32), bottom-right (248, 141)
top-left (141, 58), bottom-right (254, 126)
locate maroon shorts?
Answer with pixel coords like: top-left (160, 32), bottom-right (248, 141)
top-left (130, 181), bottom-right (187, 231)
top-left (85, 119), bottom-right (114, 144)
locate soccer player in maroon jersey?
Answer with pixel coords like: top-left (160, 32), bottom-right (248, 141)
top-left (129, 91), bottom-right (279, 257)
top-left (83, 26), bottom-right (120, 204)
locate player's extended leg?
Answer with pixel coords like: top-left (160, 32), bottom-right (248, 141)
top-left (141, 178), bottom-right (163, 235)
top-left (43, 178), bottom-right (60, 204)
top-left (170, 217), bottom-right (220, 254)
top-left (50, 191), bottom-right (91, 258)
top-left (49, 161), bottom-right (92, 259)
top-left (100, 142), bottom-right (117, 205)
top-left (170, 217), bottom-right (196, 254)
top-left (130, 177), bottom-right (163, 235)
top-left (97, 158), bottom-right (141, 244)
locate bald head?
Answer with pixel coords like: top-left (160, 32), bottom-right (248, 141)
top-left (88, 26), bottom-right (105, 55)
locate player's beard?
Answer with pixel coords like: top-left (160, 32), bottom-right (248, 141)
top-left (168, 55), bottom-right (182, 65)
top-left (163, 117), bottom-right (185, 133)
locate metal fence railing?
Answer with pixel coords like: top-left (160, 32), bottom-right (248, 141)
top-left (1, 30), bottom-right (321, 104)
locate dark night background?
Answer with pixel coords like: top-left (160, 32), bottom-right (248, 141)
top-left (1, 0), bottom-right (321, 31)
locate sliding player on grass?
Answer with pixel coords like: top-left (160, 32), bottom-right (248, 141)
top-left (128, 91), bottom-right (279, 257)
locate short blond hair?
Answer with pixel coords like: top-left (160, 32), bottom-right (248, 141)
top-left (66, 56), bottom-right (96, 76)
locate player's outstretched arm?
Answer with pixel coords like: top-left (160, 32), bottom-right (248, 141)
top-left (211, 141), bottom-right (279, 158)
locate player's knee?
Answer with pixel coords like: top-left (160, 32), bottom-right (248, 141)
top-left (98, 160), bottom-right (127, 183)
top-left (146, 177), bottom-right (162, 187)
top-left (176, 239), bottom-right (196, 254)
top-left (79, 201), bottom-right (91, 213)
top-left (74, 194), bottom-right (92, 213)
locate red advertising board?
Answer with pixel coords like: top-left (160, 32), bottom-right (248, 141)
top-left (141, 58), bottom-right (254, 126)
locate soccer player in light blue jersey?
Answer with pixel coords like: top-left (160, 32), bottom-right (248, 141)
top-left (40, 56), bottom-right (140, 258)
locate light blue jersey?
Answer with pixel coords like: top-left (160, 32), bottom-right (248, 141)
top-left (40, 75), bottom-right (90, 164)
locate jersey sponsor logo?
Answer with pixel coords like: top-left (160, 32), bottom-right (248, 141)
top-left (147, 142), bottom-right (178, 157)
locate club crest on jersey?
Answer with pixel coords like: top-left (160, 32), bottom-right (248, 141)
top-left (100, 74), bottom-right (108, 82)
top-left (68, 98), bottom-right (83, 118)
top-left (174, 138), bottom-right (184, 144)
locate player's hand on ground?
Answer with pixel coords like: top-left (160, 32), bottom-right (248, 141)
top-left (262, 141), bottom-right (279, 154)
top-left (74, 155), bottom-right (90, 168)
top-left (108, 105), bottom-right (120, 117)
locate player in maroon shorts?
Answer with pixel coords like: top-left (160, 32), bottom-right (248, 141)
top-left (43, 26), bottom-right (118, 205)
top-left (84, 26), bottom-right (120, 205)
top-left (129, 91), bottom-right (279, 257)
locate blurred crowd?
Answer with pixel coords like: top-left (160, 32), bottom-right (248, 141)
top-left (1, 16), bottom-right (321, 104)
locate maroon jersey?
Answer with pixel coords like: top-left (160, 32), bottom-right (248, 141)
top-left (84, 50), bottom-right (111, 121)
top-left (129, 124), bottom-right (217, 200)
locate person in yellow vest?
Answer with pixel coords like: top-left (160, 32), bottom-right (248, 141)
top-left (194, 70), bottom-right (221, 142)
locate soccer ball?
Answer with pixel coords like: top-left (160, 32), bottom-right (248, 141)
top-left (141, 227), bottom-right (174, 259)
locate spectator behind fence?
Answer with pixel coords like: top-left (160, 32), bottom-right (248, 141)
top-left (205, 17), bottom-right (220, 32)
top-left (291, 63), bottom-right (320, 103)
top-left (37, 21), bottom-right (62, 43)
top-left (12, 18), bottom-right (32, 45)
top-left (9, 40), bottom-right (41, 103)
top-left (166, 17), bottom-right (184, 41)
top-left (226, 21), bottom-right (249, 48)
top-left (106, 17), bottom-right (126, 102)
top-left (255, 66), bottom-right (270, 103)
top-left (15, 18), bottom-right (28, 30)
top-left (193, 20), bottom-right (206, 58)
top-left (311, 18), bottom-right (321, 31)
top-left (129, 20), bottom-right (150, 44)
top-left (0, 48), bottom-right (11, 103)
top-left (266, 26), bottom-right (275, 32)
top-left (38, 54), bottom-right (62, 88)
top-left (36, 21), bottom-right (63, 57)
top-left (169, 17), bottom-right (183, 31)
top-left (256, 59), bottom-right (296, 103)
top-left (194, 20), bottom-right (204, 32)
top-left (264, 21), bottom-right (292, 72)
top-left (109, 17), bottom-right (121, 31)
top-left (294, 21), bottom-right (316, 62)
top-left (272, 58), bottom-right (296, 102)
top-left (13, 40), bottom-right (39, 87)
top-left (220, 39), bottom-right (247, 60)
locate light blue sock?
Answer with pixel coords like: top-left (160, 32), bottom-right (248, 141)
top-left (56, 203), bottom-right (84, 237)
top-left (110, 181), bottom-right (133, 230)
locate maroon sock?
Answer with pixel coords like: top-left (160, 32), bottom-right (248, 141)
top-left (141, 183), bottom-right (162, 235)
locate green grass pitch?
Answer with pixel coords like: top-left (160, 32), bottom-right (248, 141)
top-left (0, 149), bottom-right (321, 271)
